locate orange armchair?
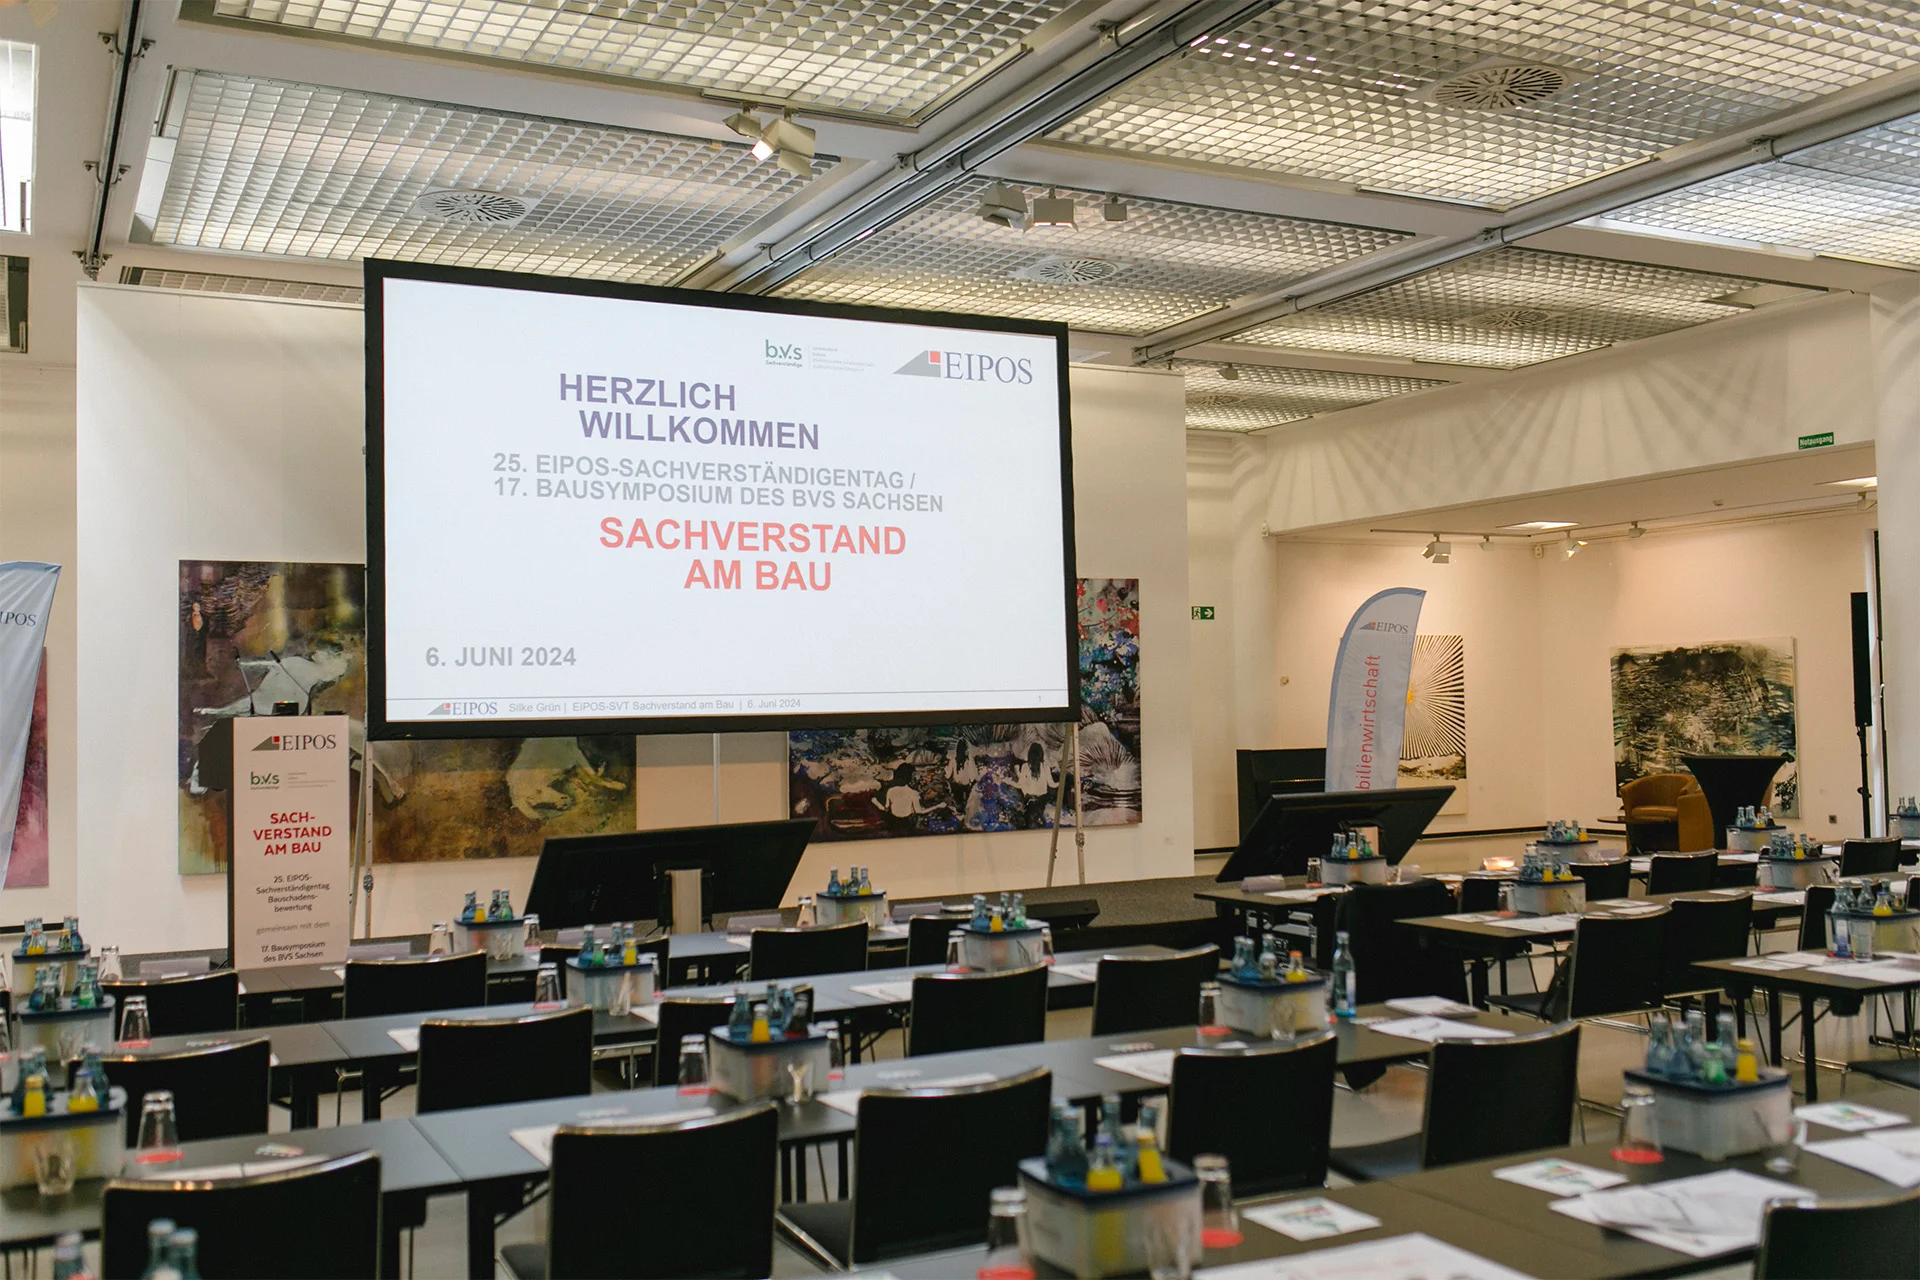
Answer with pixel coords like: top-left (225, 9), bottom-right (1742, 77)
top-left (1619, 773), bottom-right (1695, 823)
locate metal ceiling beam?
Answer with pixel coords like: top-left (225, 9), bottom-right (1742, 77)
top-left (1131, 65), bottom-right (1920, 364)
top-left (694, 0), bottom-right (1280, 295)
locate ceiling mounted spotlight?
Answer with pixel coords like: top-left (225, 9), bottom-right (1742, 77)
top-left (1101, 194), bottom-right (1129, 222)
top-left (1028, 188), bottom-right (1078, 229)
top-left (750, 136), bottom-right (775, 161)
top-left (760, 114), bottom-right (815, 159)
top-left (976, 182), bottom-right (1030, 229)
top-left (1627, 521), bottom-right (1645, 539)
top-left (1562, 534), bottom-right (1585, 559)
top-left (723, 107), bottom-right (763, 139)
top-left (1219, 364), bottom-right (1239, 380)
top-left (774, 148), bottom-right (813, 178)
top-left (1480, 536), bottom-right (1493, 552)
top-left (1423, 536), bottom-right (1451, 564)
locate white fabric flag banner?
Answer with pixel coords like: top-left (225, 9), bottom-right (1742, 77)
top-left (0, 563), bottom-right (60, 887)
top-left (1324, 586), bottom-right (1424, 791)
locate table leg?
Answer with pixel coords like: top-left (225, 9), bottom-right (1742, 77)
top-left (362, 1065), bottom-right (386, 1122)
top-left (837, 1136), bottom-right (849, 1198)
top-left (1468, 958), bottom-right (1489, 1009)
top-left (466, 1188), bottom-right (497, 1279)
top-left (1768, 992), bottom-right (1784, 1067)
top-left (290, 1069), bottom-right (318, 1129)
top-left (1802, 993), bottom-right (1820, 1102)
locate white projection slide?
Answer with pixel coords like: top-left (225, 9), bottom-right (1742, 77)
top-left (368, 264), bottom-right (1075, 736)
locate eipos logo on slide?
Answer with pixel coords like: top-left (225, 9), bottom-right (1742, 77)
top-left (428, 701), bottom-right (498, 717)
top-left (894, 350), bottom-right (1034, 384)
top-left (253, 733), bottom-right (339, 751)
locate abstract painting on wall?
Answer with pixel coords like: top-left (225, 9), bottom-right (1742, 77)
top-left (1611, 638), bottom-right (1799, 816)
top-left (369, 736), bottom-right (636, 863)
top-left (8, 655), bottom-right (48, 888)
top-left (178, 561), bottom-right (366, 875)
top-left (790, 578), bottom-right (1140, 841)
top-left (1400, 633), bottom-right (1467, 815)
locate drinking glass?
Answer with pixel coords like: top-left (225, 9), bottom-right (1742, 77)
top-left (946, 930), bottom-right (966, 972)
top-left (521, 913), bottom-right (542, 960)
top-left (1040, 927), bottom-right (1055, 966)
top-left (98, 945), bottom-right (123, 983)
top-left (134, 1091), bottom-right (182, 1164)
top-left (32, 1134), bottom-right (75, 1197)
top-left (817, 1020), bottom-right (845, 1083)
top-left (787, 1060), bottom-right (813, 1106)
top-left (676, 1036), bottom-right (711, 1097)
top-left (1766, 1117), bottom-right (1807, 1175)
top-left (1145, 1212), bottom-right (1197, 1280)
top-left (1849, 918), bottom-right (1876, 962)
top-left (1195, 1154), bottom-right (1241, 1250)
top-left (119, 996), bottom-right (151, 1047)
top-left (533, 963), bottom-right (562, 1008)
top-left (1499, 883), bottom-right (1516, 914)
top-left (1196, 983), bottom-right (1230, 1045)
top-left (978, 1186), bottom-right (1034, 1280)
top-left (1305, 858), bottom-right (1322, 887)
top-left (1612, 1084), bottom-right (1663, 1165)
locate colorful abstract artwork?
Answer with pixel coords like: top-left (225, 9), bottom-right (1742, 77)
top-left (789, 578), bottom-right (1140, 841)
top-left (369, 736), bottom-right (636, 863)
top-left (178, 561), bottom-right (366, 875)
top-left (1611, 637), bottom-right (1799, 816)
top-left (1400, 634), bottom-right (1467, 815)
top-left (7, 654), bottom-right (47, 888)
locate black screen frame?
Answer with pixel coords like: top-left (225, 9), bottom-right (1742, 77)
top-left (365, 258), bottom-right (1079, 741)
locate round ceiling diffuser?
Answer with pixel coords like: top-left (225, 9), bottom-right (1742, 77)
top-left (409, 188), bottom-right (536, 226)
top-left (1462, 306), bottom-right (1557, 330)
top-left (1012, 255), bottom-right (1124, 285)
top-left (1425, 62), bottom-right (1572, 111)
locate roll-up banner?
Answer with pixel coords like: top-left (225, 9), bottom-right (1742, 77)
top-left (1324, 587), bottom-right (1426, 792)
top-left (226, 715), bottom-right (353, 969)
top-left (0, 562), bottom-right (59, 889)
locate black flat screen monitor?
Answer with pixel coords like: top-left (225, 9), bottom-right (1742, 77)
top-left (1219, 787), bottom-right (1453, 882)
top-left (526, 818), bottom-right (813, 929)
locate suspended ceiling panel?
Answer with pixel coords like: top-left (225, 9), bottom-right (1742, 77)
top-left (208, 0), bottom-right (1074, 121)
top-left (773, 178), bottom-right (1409, 334)
top-left (1177, 359), bottom-right (1450, 432)
top-left (1604, 110), bottom-right (1920, 267)
top-left (1051, 1), bottom-right (1920, 208)
top-left (146, 71), bottom-right (829, 282)
top-left (1235, 248), bottom-right (1773, 369)
top-left (119, 266), bottom-right (365, 304)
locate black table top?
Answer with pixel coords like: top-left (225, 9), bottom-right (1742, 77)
top-left (125, 1021), bottom-right (345, 1070)
top-left (1694, 954), bottom-right (1920, 994)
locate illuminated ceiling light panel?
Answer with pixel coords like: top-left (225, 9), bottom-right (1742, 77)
top-left (1174, 359), bottom-right (1449, 433)
top-left (119, 265), bottom-right (364, 304)
top-left (145, 72), bottom-right (831, 283)
top-left (773, 176), bottom-right (1409, 335)
top-left (210, 0), bottom-right (1073, 121)
top-left (1605, 112), bottom-right (1920, 267)
top-left (1497, 520), bottom-right (1577, 531)
top-left (1235, 248), bottom-right (1770, 369)
top-left (1051, 1), bottom-right (1920, 208)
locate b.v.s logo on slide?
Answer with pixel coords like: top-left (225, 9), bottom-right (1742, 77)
top-left (763, 340), bottom-right (803, 368)
top-left (895, 350), bottom-right (1033, 384)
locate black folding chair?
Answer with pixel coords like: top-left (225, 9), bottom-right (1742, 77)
top-left (1755, 1186), bottom-right (1920, 1278)
top-left (1168, 1031), bottom-right (1337, 1196)
top-left (906, 913), bottom-right (970, 968)
top-left (1841, 838), bottom-right (1904, 878)
top-left (1568, 860), bottom-right (1631, 901)
top-left (343, 951), bottom-right (487, 1017)
top-left (1456, 877), bottom-right (1503, 913)
top-left (652, 996), bottom-right (736, 1087)
top-left (1330, 1022), bottom-right (1580, 1181)
top-left (779, 1068), bottom-right (1052, 1266)
top-left (501, 1105), bottom-right (780, 1279)
top-left (1334, 880), bottom-right (1469, 1006)
top-left (1660, 893), bottom-right (1755, 1005)
top-left (101, 1038), bottom-right (271, 1144)
top-left (908, 965), bottom-right (1047, 1056)
top-left (1647, 852), bottom-right (1718, 895)
top-left (101, 972), bottom-right (239, 1036)
top-left (102, 1150), bottom-right (379, 1279)
top-left (1089, 947), bottom-right (1220, 1036)
top-left (417, 1006), bottom-right (593, 1113)
top-left (1491, 911), bottom-right (1668, 1023)
top-left (749, 923), bottom-right (868, 980)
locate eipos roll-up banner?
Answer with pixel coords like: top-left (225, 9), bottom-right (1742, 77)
top-left (1324, 587), bottom-right (1426, 792)
top-left (0, 562), bottom-right (59, 889)
top-left (226, 715), bottom-right (353, 969)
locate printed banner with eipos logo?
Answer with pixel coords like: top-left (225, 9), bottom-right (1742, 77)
top-left (1325, 588), bottom-right (1426, 792)
top-left (228, 715), bottom-right (352, 969)
top-left (0, 562), bottom-right (59, 890)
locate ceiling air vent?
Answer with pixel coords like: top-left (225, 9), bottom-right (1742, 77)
top-left (1424, 62), bottom-right (1573, 111)
top-left (1012, 255), bottom-right (1124, 285)
top-left (1462, 306), bottom-right (1557, 331)
top-left (409, 188), bottom-right (537, 227)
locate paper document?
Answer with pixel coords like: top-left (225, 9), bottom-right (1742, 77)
top-left (1866, 1126), bottom-right (1920, 1160)
top-left (630, 1003), bottom-right (660, 1024)
top-left (1263, 888), bottom-right (1344, 902)
top-left (1722, 853), bottom-right (1762, 864)
top-left (1549, 1169), bottom-right (1811, 1259)
top-left (132, 1154), bottom-right (327, 1182)
top-left (1050, 961), bottom-right (1100, 982)
top-left (1805, 1137), bottom-right (1920, 1188)
top-left (1369, 1016), bottom-right (1510, 1044)
top-left (1493, 1157), bottom-right (1627, 1195)
top-left (723, 936), bottom-right (752, 948)
top-left (1241, 1196), bottom-right (1380, 1241)
top-left (326, 966), bottom-right (345, 978)
top-left (1797, 1101), bottom-right (1911, 1132)
top-left (1446, 913), bottom-right (1501, 923)
top-left (1809, 961), bottom-right (1920, 984)
top-left (850, 981), bottom-right (916, 1004)
top-left (510, 1108), bottom-right (715, 1166)
top-left (1731, 958), bottom-right (1806, 972)
top-left (1092, 1048), bottom-right (1177, 1085)
top-left (1497, 914), bottom-right (1582, 934)
top-left (1604, 904), bottom-right (1666, 916)
top-left (817, 1071), bottom-right (1001, 1115)
top-left (1383, 996), bottom-right (1478, 1017)
top-left (1754, 891), bottom-right (1806, 906)
top-left (386, 1027), bottom-right (420, 1052)
top-left (1195, 1232), bottom-right (1530, 1280)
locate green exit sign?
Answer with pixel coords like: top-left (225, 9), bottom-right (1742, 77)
top-left (1192, 606), bottom-right (1216, 621)
top-left (1798, 431), bottom-right (1835, 450)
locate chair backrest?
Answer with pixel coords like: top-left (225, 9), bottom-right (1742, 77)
top-left (1660, 894), bottom-right (1755, 998)
top-left (849, 1068), bottom-right (1052, 1264)
top-left (1714, 861), bottom-right (1760, 888)
top-left (549, 1105), bottom-right (778, 1279)
top-left (102, 1150), bottom-right (380, 1279)
top-left (343, 950), bottom-right (487, 1018)
top-left (1620, 773), bottom-right (1693, 812)
top-left (1089, 946), bottom-right (1220, 1036)
top-left (1800, 884), bottom-right (1837, 952)
top-left (1756, 1187), bottom-right (1920, 1279)
top-left (1167, 1032), bottom-right (1337, 1196)
top-left (103, 1037), bottom-right (271, 1145)
top-left (101, 972), bottom-right (239, 1037)
top-left (909, 965), bottom-right (1048, 1057)
top-left (1647, 852), bottom-right (1718, 895)
top-left (652, 996), bottom-right (737, 1086)
top-left (1568, 860), bottom-right (1631, 901)
top-left (1842, 838), bottom-right (1905, 878)
top-left (417, 1006), bottom-right (593, 1113)
top-left (1422, 1023), bottom-right (1580, 1168)
top-left (1676, 788), bottom-right (1716, 853)
top-left (1456, 877), bottom-right (1502, 913)
top-left (749, 922), bottom-right (868, 980)
top-left (906, 913), bottom-right (970, 967)
top-left (1560, 912), bottom-right (1668, 1020)
top-left (1332, 880), bottom-right (1468, 1006)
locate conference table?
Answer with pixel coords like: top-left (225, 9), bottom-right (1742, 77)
top-left (1692, 952), bottom-right (1920, 1101)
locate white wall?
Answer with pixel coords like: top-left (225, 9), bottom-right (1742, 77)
top-left (74, 286), bottom-right (1193, 953)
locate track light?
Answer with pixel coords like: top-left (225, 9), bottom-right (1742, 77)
top-left (976, 182), bottom-right (1029, 229)
top-left (1562, 534), bottom-right (1585, 559)
top-left (750, 137), bottom-right (775, 161)
top-left (1480, 536), bottom-right (1493, 552)
top-left (1102, 194), bottom-right (1129, 222)
top-left (760, 114), bottom-right (815, 158)
top-left (1219, 364), bottom-right (1239, 380)
top-left (723, 108), bottom-right (763, 139)
top-left (1627, 521), bottom-right (1645, 539)
top-left (775, 149), bottom-right (813, 178)
top-left (732, 109), bottom-right (815, 176)
top-left (1028, 188), bottom-right (1078, 228)
top-left (1423, 536), bottom-right (1451, 564)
